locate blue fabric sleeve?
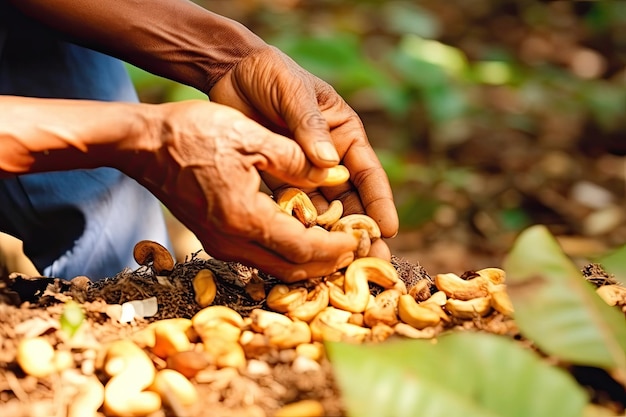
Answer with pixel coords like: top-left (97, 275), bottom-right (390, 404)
top-left (0, 6), bottom-right (173, 280)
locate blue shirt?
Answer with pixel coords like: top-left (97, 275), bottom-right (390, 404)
top-left (0, 2), bottom-right (172, 279)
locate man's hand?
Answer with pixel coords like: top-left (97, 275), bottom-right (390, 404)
top-left (209, 47), bottom-right (399, 259)
top-left (130, 101), bottom-right (358, 281)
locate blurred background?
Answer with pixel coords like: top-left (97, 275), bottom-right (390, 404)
top-left (129, 0), bottom-right (626, 273)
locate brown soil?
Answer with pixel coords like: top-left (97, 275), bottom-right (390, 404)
top-left (0, 252), bottom-right (623, 417)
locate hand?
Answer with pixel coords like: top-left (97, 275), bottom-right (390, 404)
top-left (128, 100), bottom-right (358, 282)
top-left (209, 46), bottom-right (399, 259)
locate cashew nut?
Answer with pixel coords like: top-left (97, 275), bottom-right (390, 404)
top-left (264, 319), bottom-right (312, 349)
top-left (393, 322), bottom-right (437, 339)
top-left (309, 307), bottom-right (371, 343)
top-left (166, 350), bottom-right (212, 379)
top-left (277, 188), bottom-right (318, 227)
top-left (363, 289), bottom-right (401, 328)
top-left (329, 257), bottom-right (402, 313)
top-left (287, 282), bottom-right (330, 322)
top-left (192, 306), bottom-right (244, 344)
top-left (133, 240), bottom-right (174, 275)
top-left (131, 318), bottom-right (195, 349)
top-left (489, 284), bottom-right (514, 316)
top-left (192, 269), bottom-right (217, 307)
top-left (249, 308), bottom-right (294, 333)
top-left (68, 376), bottom-right (105, 417)
top-left (102, 340), bottom-right (161, 417)
top-left (275, 399), bottom-right (325, 417)
top-left (476, 267), bottom-right (506, 285)
top-left (445, 296), bottom-right (492, 319)
top-left (434, 272), bottom-right (490, 300)
top-left (16, 337), bottom-right (57, 378)
top-left (320, 165), bottom-right (350, 187)
top-left (370, 323), bottom-right (396, 343)
top-left (331, 214), bottom-right (381, 257)
top-left (398, 294), bottom-right (441, 329)
top-left (315, 200), bottom-right (344, 228)
top-left (149, 369), bottom-right (198, 407)
top-left (203, 337), bottom-right (246, 369)
top-left (295, 342), bottom-right (325, 362)
top-left (266, 284), bottom-right (308, 313)
top-left (596, 284), bottom-right (626, 306)
top-left (152, 320), bottom-right (192, 359)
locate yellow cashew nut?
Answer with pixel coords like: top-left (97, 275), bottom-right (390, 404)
top-left (149, 369), bottom-right (198, 407)
top-left (152, 321), bottom-right (192, 359)
top-left (329, 257), bottom-right (402, 313)
top-left (287, 282), bottom-right (330, 322)
top-left (315, 200), bottom-right (344, 228)
top-left (331, 214), bottom-right (381, 258)
top-left (309, 307), bottom-right (371, 343)
top-left (320, 165), bottom-right (350, 187)
top-left (266, 284), bottom-right (308, 313)
top-left (68, 376), bottom-right (105, 417)
top-left (434, 273), bottom-right (490, 300)
top-left (16, 337), bottom-right (57, 378)
top-left (363, 289), bottom-right (401, 328)
top-left (476, 267), bottom-right (506, 285)
top-left (489, 284), bottom-right (514, 316)
top-left (398, 294), bottom-right (441, 329)
top-left (102, 340), bottom-right (161, 417)
top-left (192, 269), bottom-right (217, 307)
top-left (445, 296), bottom-right (492, 319)
top-left (277, 188), bottom-right (318, 227)
top-left (192, 305), bottom-right (244, 344)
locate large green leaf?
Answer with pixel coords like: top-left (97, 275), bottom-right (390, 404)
top-left (327, 332), bottom-right (587, 417)
top-left (503, 225), bottom-right (626, 374)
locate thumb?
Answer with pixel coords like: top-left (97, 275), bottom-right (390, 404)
top-left (254, 129), bottom-right (331, 188)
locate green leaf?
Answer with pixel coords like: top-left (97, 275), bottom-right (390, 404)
top-left (60, 300), bottom-right (85, 338)
top-left (595, 244), bottom-right (626, 282)
top-left (503, 225), bottom-right (626, 374)
top-left (327, 332), bottom-right (587, 417)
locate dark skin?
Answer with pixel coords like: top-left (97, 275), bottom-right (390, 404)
top-left (1, 0), bottom-right (399, 281)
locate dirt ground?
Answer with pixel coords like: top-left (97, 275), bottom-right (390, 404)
top-left (0, 243), bottom-right (624, 417)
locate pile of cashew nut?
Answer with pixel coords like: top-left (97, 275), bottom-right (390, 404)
top-left (13, 166), bottom-right (524, 416)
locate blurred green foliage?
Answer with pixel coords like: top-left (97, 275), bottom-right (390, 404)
top-left (127, 0), bottom-right (626, 251)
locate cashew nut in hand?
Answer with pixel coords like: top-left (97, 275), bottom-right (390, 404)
top-left (276, 187), bottom-right (318, 227)
top-left (489, 284), bottom-right (514, 316)
top-left (331, 214), bottom-right (381, 257)
top-left (315, 200), bottom-right (344, 228)
top-left (149, 369), bottom-right (198, 407)
top-left (193, 269), bottom-right (217, 307)
top-left (287, 282), bottom-right (330, 322)
top-left (398, 294), bottom-right (441, 329)
top-left (434, 273), bottom-right (490, 300)
top-left (192, 305), bottom-right (244, 343)
top-left (363, 289), bottom-right (401, 328)
top-left (329, 257), bottom-right (402, 313)
top-left (445, 296), bottom-right (492, 319)
top-left (102, 340), bottom-right (161, 417)
top-left (266, 284), bottom-right (308, 313)
top-left (309, 307), bottom-right (371, 343)
top-left (320, 164), bottom-right (350, 187)
top-left (133, 240), bottom-right (175, 275)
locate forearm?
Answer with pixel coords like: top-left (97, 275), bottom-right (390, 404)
top-left (8, 0), bottom-right (267, 93)
top-left (0, 96), bottom-right (156, 177)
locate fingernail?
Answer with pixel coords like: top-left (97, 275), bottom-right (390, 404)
top-left (315, 141), bottom-right (339, 163)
